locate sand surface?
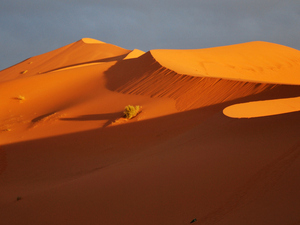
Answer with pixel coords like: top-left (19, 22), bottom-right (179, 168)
top-left (223, 96), bottom-right (300, 118)
top-left (1, 38), bottom-right (300, 225)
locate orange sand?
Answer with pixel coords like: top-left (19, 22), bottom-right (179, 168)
top-left (223, 96), bottom-right (300, 118)
top-left (0, 38), bottom-right (300, 225)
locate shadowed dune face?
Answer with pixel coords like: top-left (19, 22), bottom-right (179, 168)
top-left (0, 147), bottom-right (7, 175)
top-left (1, 38), bottom-right (300, 225)
top-left (1, 105), bottom-right (300, 225)
top-left (105, 52), bottom-right (281, 111)
top-left (105, 41), bottom-right (300, 113)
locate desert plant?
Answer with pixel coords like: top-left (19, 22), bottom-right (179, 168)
top-left (123, 105), bottom-right (140, 119)
top-left (190, 218), bottom-right (197, 223)
top-left (21, 70), bottom-right (28, 74)
top-left (17, 95), bottom-right (25, 101)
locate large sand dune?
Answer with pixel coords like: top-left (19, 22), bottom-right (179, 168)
top-left (1, 38), bottom-right (300, 225)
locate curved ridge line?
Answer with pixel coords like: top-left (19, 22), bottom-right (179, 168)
top-left (148, 49), bottom-right (300, 85)
top-left (117, 53), bottom-right (278, 110)
top-left (41, 54), bottom-right (129, 74)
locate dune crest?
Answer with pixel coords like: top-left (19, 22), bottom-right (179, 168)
top-left (150, 41), bottom-right (300, 85)
top-left (106, 50), bottom-right (282, 111)
top-left (0, 38), bottom-right (130, 82)
top-left (124, 49), bottom-right (145, 59)
top-left (81, 37), bottom-right (106, 44)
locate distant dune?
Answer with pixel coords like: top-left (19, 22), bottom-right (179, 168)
top-left (1, 38), bottom-right (300, 225)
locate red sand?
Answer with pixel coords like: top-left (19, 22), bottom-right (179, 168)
top-left (0, 38), bottom-right (300, 225)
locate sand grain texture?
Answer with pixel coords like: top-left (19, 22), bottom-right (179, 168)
top-left (1, 38), bottom-right (300, 225)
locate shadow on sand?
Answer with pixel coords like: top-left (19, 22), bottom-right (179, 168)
top-left (60, 112), bottom-right (123, 128)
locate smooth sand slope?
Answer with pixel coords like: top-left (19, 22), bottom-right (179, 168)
top-left (0, 38), bottom-right (300, 225)
top-left (223, 96), bottom-right (300, 118)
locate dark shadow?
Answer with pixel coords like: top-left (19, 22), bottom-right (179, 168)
top-left (0, 147), bottom-right (7, 175)
top-left (32, 111), bottom-right (57, 123)
top-left (60, 112), bottom-right (123, 128)
top-left (12, 97), bottom-right (25, 101)
top-left (104, 52), bottom-right (158, 91)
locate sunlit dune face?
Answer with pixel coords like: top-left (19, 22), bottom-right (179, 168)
top-left (150, 41), bottom-right (300, 85)
top-left (223, 96), bottom-right (300, 118)
top-left (81, 38), bottom-right (105, 44)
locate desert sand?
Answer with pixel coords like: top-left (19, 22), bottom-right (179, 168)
top-left (0, 38), bottom-right (300, 225)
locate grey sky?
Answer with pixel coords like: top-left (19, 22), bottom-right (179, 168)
top-left (1, 0), bottom-right (299, 70)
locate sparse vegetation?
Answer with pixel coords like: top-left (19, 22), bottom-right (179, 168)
top-left (123, 105), bottom-right (141, 119)
top-left (21, 70), bottom-right (28, 74)
top-left (190, 218), bottom-right (197, 223)
top-left (17, 95), bottom-right (25, 101)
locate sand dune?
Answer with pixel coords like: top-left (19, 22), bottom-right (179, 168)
top-left (1, 38), bottom-right (300, 225)
top-left (105, 43), bottom-right (300, 110)
top-left (124, 49), bottom-right (145, 59)
top-left (0, 38), bottom-right (130, 82)
top-left (151, 41), bottom-right (300, 84)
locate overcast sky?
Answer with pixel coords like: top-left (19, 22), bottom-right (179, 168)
top-left (1, 0), bottom-right (299, 70)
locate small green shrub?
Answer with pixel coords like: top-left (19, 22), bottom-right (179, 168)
top-left (123, 105), bottom-right (140, 119)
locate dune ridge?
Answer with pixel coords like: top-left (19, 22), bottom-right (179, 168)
top-left (81, 37), bottom-right (106, 44)
top-left (106, 51), bottom-right (282, 111)
top-left (124, 49), bottom-right (145, 59)
top-left (151, 41), bottom-right (300, 85)
top-left (0, 38), bottom-right (130, 82)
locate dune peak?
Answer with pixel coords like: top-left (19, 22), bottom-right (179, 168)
top-left (124, 49), bottom-right (145, 59)
top-left (81, 38), bottom-right (105, 44)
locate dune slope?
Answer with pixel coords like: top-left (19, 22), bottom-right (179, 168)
top-left (0, 38), bottom-right (131, 82)
top-left (1, 39), bottom-right (300, 225)
top-left (151, 41), bottom-right (300, 84)
top-left (105, 41), bottom-right (300, 111)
